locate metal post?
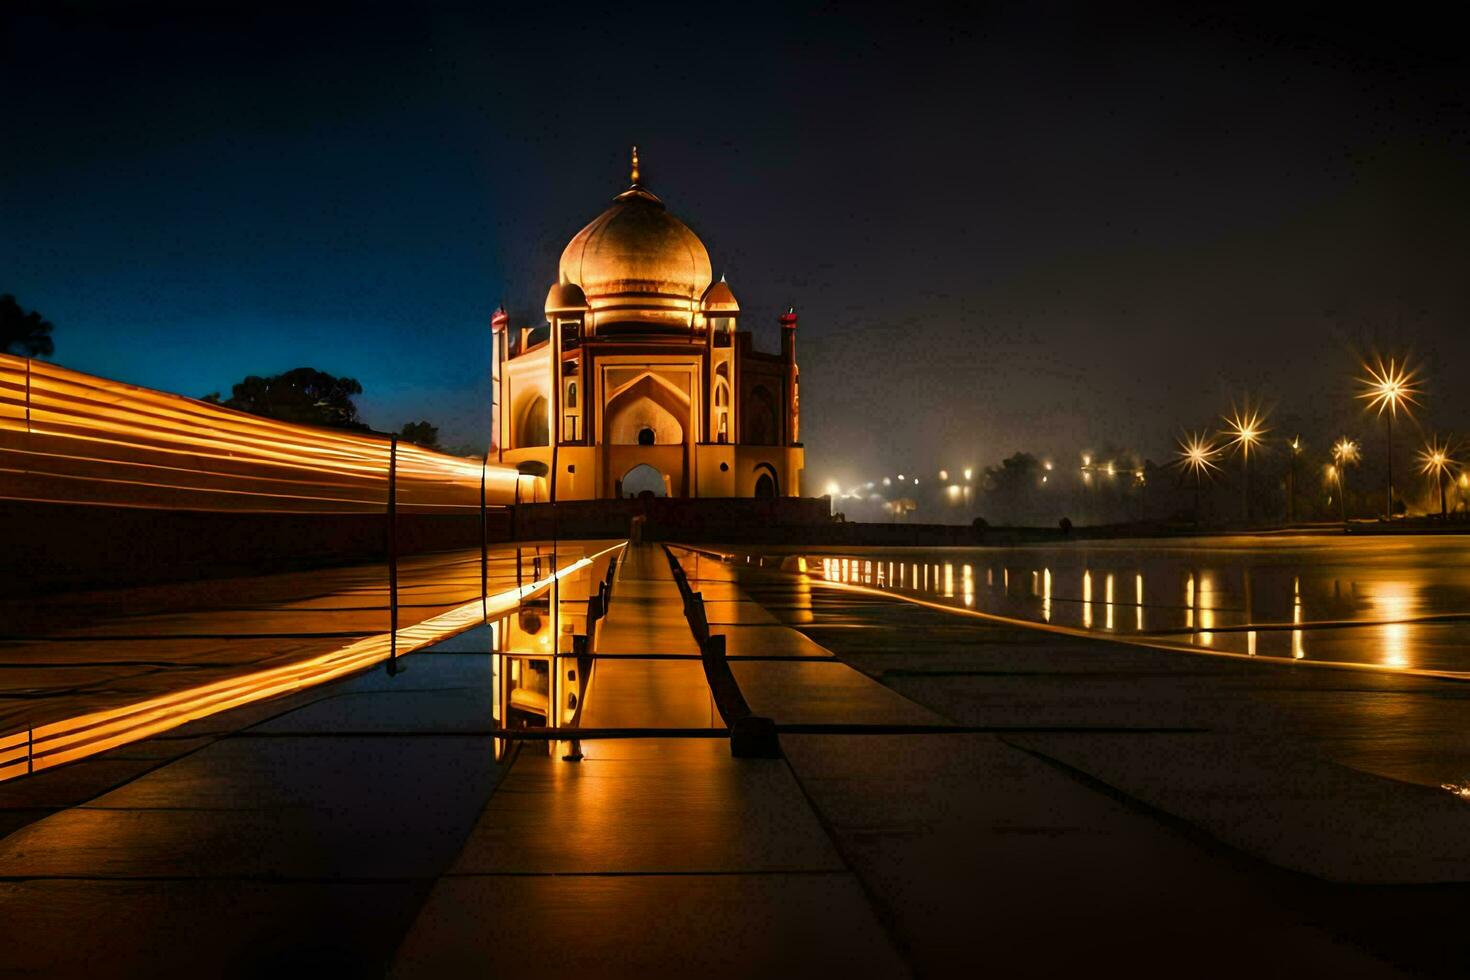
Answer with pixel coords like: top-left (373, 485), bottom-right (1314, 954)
top-left (1243, 453), bottom-right (1251, 524)
top-left (387, 435), bottom-right (400, 675)
top-left (1386, 412), bottom-right (1394, 519)
top-left (480, 451), bottom-right (489, 624)
top-left (1288, 446), bottom-right (1296, 523)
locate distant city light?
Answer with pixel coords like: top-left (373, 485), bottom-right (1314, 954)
top-left (882, 477), bottom-right (891, 486)
top-left (824, 481), bottom-right (841, 497)
top-left (1333, 437), bottom-right (1360, 466)
top-left (963, 468), bottom-right (973, 482)
top-left (938, 469), bottom-right (949, 481)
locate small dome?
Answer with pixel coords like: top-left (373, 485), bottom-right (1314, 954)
top-left (545, 281), bottom-right (588, 315)
top-left (700, 277), bottom-right (739, 313)
top-left (558, 166), bottom-right (712, 331)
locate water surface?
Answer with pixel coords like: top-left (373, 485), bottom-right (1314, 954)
top-left (779, 535), bottom-right (1470, 673)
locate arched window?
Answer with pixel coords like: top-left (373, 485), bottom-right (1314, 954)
top-left (637, 426), bottom-right (655, 446)
top-left (714, 380), bottom-right (729, 407)
top-left (566, 381), bottom-right (578, 409)
top-left (516, 395), bottom-right (549, 447)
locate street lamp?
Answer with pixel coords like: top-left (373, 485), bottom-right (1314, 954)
top-left (1221, 405), bottom-right (1268, 523)
top-left (1357, 356), bottom-right (1422, 519)
top-left (1288, 436), bottom-right (1301, 523)
top-left (1417, 436), bottom-right (1457, 520)
top-left (1332, 437), bottom-right (1360, 529)
top-left (1174, 431), bottom-right (1220, 526)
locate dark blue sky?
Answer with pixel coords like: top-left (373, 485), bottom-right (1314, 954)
top-left (4, 3), bottom-right (1468, 485)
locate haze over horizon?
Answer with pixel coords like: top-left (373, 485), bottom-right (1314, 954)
top-left (5, 3), bottom-right (1468, 485)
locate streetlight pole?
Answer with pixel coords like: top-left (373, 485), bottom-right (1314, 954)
top-left (1288, 437), bottom-right (1299, 523)
top-left (1358, 357), bottom-right (1419, 520)
top-left (1243, 451), bottom-right (1251, 523)
top-left (1385, 410), bottom-right (1394, 519)
top-left (1222, 407), bottom-right (1266, 527)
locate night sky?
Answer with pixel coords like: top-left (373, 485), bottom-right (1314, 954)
top-left (5, 4), bottom-right (1468, 487)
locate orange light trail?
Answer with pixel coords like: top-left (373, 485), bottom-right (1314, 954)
top-left (1, 354), bottom-right (525, 513)
top-left (0, 543), bottom-right (622, 782)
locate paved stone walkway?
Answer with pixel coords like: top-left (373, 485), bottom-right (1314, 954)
top-left (2, 542), bottom-right (1459, 975)
top-left (391, 544), bottom-right (908, 977)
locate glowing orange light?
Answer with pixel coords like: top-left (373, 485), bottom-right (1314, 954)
top-left (1357, 356), bottom-right (1422, 418)
top-left (1175, 431), bottom-right (1220, 480)
top-left (1221, 403), bottom-right (1269, 460)
top-left (1417, 436), bottom-right (1456, 479)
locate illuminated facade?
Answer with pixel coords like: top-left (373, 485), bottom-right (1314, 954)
top-left (492, 150), bottom-right (804, 500)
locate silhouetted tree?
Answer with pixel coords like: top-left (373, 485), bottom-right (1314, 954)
top-left (981, 452), bottom-right (1041, 522)
top-left (0, 294), bottom-right (55, 357)
top-left (204, 367), bottom-right (369, 431)
top-left (398, 420), bottom-right (440, 449)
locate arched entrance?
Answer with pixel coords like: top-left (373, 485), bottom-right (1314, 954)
top-left (602, 371), bottom-right (692, 497)
top-left (753, 463), bottom-right (779, 498)
top-left (622, 463), bottom-right (667, 498)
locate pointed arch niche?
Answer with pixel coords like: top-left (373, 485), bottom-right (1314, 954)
top-left (601, 369), bottom-right (694, 496)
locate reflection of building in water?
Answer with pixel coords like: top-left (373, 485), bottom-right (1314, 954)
top-left (492, 148), bottom-right (804, 501)
top-left (489, 546), bottom-right (607, 759)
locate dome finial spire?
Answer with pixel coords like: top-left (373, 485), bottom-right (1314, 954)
top-left (630, 145), bottom-right (640, 185)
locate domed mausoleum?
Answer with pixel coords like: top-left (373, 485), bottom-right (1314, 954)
top-left (492, 149), bottom-right (803, 500)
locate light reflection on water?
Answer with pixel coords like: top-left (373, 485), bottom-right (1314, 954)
top-left (797, 535), bottom-right (1470, 673)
